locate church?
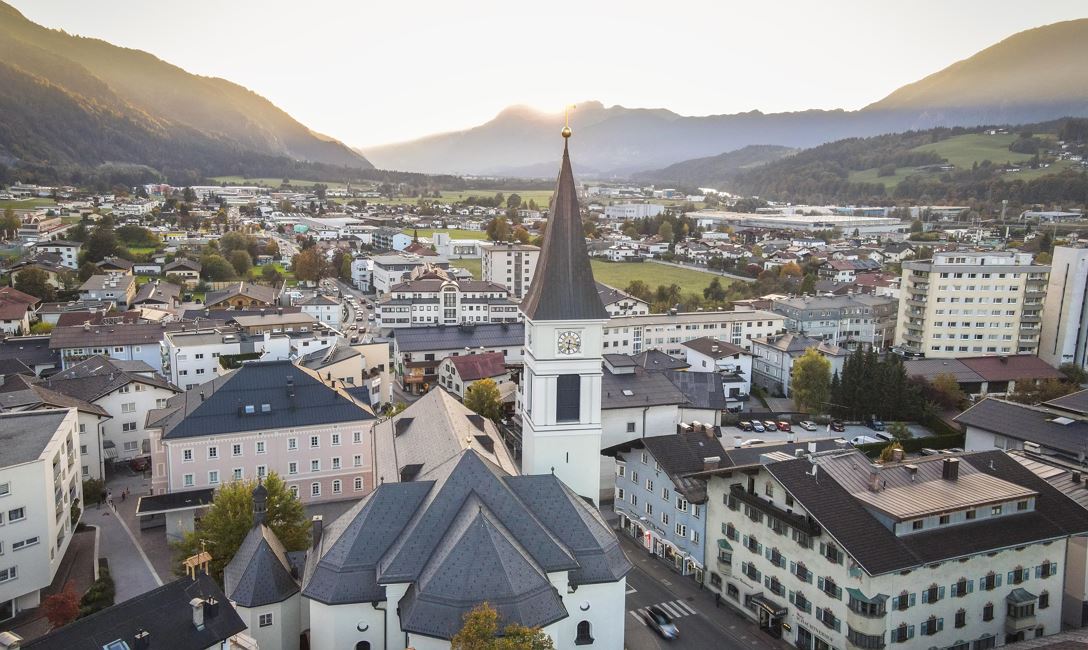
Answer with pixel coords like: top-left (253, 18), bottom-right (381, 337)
top-left (222, 129), bottom-right (632, 650)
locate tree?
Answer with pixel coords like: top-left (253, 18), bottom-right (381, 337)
top-left (13, 268), bottom-right (55, 302)
top-left (779, 262), bottom-right (802, 277)
top-left (1008, 378), bottom-right (1078, 405)
top-left (1, 208), bottom-right (19, 240)
top-left (486, 216), bottom-right (511, 242)
top-left (261, 265), bottom-right (284, 284)
top-left (339, 255), bottom-right (352, 280)
top-left (77, 261), bottom-right (99, 282)
top-left (171, 473), bottom-right (308, 581)
top-left (703, 278), bottom-right (727, 302)
top-left (878, 442), bottom-right (904, 464)
top-left (42, 582), bottom-right (81, 628)
top-left (464, 378), bottom-right (504, 423)
top-left (791, 348), bottom-right (831, 414)
top-left (451, 603), bottom-right (555, 650)
top-left (292, 247), bottom-right (328, 283)
top-left (512, 226), bottom-right (530, 244)
top-left (928, 373), bottom-right (966, 410)
top-left (625, 280), bottom-right (652, 301)
top-left (30, 322), bottom-right (54, 334)
top-left (228, 250), bottom-right (252, 277)
top-left (1059, 363), bottom-right (1088, 386)
top-left (657, 221), bottom-right (674, 243)
top-left (800, 274), bottom-right (817, 295)
top-left (200, 254), bottom-right (236, 281)
top-left (83, 227), bottom-right (119, 263)
top-left (886, 421), bottom-right (911, 441)
top-left (264, 239), bottom-right (280, 259)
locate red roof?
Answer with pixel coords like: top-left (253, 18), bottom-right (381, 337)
top-left (448, 352), bottom-right (507, 381)
top-left (0, 287), bottom-right (40, 306)
top-left (959, 355), bottom-right (1064, 382)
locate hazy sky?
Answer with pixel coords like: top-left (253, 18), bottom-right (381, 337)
top-left (10, 1), bottom-right (1087, 148)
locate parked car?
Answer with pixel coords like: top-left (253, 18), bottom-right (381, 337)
top-left (873, 432), bottom-right (894, 443)
top-left (830, 420), bottom-right (846, 432)
top-left (751, 421), bottom-right (766, 433)
top-left (867, 417), bottom-right (886, 432)
top-left (129, 457), bottom-right (150, 472)
top-left (799, 421), bottom-right (817, 431)
top-left (762, 420), bottom-right (777, 431)
top-left (776, 421), bottom-right (792, 432)
top-left (644, 606), bottom-right (679, 639)
top-left (742, 438), bottom-right (767, 447)
top-left (849, 435), bottom-right (883, 446)
top-left (737, 421), bottom-right (753, 431)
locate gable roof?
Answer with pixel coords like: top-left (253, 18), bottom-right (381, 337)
top-left (204, 282), bottom-right (278, 307)
top-left (39, 355), bottom-right (177, 404)
top-left (663, 369), bottom-right (730, 410)
top-left (602, 366), bottom-right (689, 410)
top-left (447, 351), bottom-right (507, 381)
top-left (954, 397), bottom-right (1088, 455)
top-left (393, 323), bottom-right (523, 353)
top-left (680, 337), bottom-right (746, 359)
top-left (595, 282), bottom-right (645, 307)
top-left (958, 355), bottom-right (1065, 382)
top-left (631, 349), bottom-right (690, 371)
top-left (520, 138), bottom-right (609, 322)
top-left (224, 523), bottom-right (300, 607)
top-left (133, 281), bottom-right (181, 305)
top-left (154, 360), bottom-right (373, 440)
top-left (1044, 389), bottom-right (1088, 416)
top-left (164, 258), bottom-right (202, 273)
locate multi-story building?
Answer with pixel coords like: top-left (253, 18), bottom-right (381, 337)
top-left (375, 278), bottom-right (520, 329)
top-left (897, 251), bottom-right (1050, 359)
top-left (436, 351), bottom-right (511, 401)
top-left (148, 360), bottom-right (376, 503)
top-left (393, 323), bottom-right (524, 394)
top-left (29, 240), bottom-right (81, 269)
top-left (703, 447), bottom-right (1088, 649)
top-left (772, 294), bottom-right (898, 350)
top-left (481, 242), bottom-right (539, 299)
top-left (372, 227), bottom-right (411, 251)
top-left (602, 309), bottom-right (785, 356)
top-left (297, 294), bottom-right (343, 329)
top-left (0, 287), bottom-right (38, 336)
top-left (751, 333), bottom-right (847, 397)
top-left (350, 256), bottom-right (372, 292)
top-left (370, 254), bottom-right (450, 295)
top-left (77, 274), bottom-right (136, 309)
top-left (0, 410), bottom-right (83, 623)
top-left (596, 282), bottom-right (650, 317)
top-left (50, 321), bottom-right (222, 372)
top-left (1040, 246), bottom-right (1088, 369)
top-left (603, 203), bottom-right (665, 220)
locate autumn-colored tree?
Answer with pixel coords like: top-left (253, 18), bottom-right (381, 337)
top-left (292, 247), bottom-right (328, 283)
top-left (13, 268), bottom-right (55, 302)
top-left (791, 348), bottom-right (831, 414)
top-left (929, 373), bottom-right (966, 410)
top-left (42, 582), bottom-right (80, 628)
top-left (464, 378), bottom-right (504, 423)
top-left (780, 262), bottom-right (803, 277)
top-left (451, 603), bottom-right (555, 650)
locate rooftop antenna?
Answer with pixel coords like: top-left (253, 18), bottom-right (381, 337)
top-left (562, 104), bottom-right (576, 139)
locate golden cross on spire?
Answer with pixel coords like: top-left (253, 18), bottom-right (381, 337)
top-left (562, 104), bottom-right (576, 139)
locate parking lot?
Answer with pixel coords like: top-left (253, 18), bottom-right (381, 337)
top-left (724, 418), bottom-right (933, 448)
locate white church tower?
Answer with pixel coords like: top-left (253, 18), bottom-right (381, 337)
top-left (519, 126), bottom-right (611, 505)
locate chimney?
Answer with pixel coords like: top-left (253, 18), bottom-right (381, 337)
top-left (1073, 471), bottom-right (1082, 484)
top-left (867, 464), bottom-right (883, 492)
top-left (734, 436), bottom-right (742, 449)
top-left (311, 515), bottom-right (324, 549)
top-left (133, 630), bottom-right (150, 650)
top-left (891, 447), bottom-right (905, 463)
top-left (190, 598), bottom-right (205, 631)
top-left (703, 456), bottom-right (720, 471)
top-left (204, 597), bottom-right (219, 619)
top-left (942, 457), bottom-right (960, 481)
top-left (807, 441), bottom-right (817, 454)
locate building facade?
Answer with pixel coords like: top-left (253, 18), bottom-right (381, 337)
top-left (1040, 246), bottom-right (1088, 369)
top-left (602, 309), bottom-right (785, 357)
top-left (376, 278), bottom-right (520, 329)
top-left (897, 251), bottom-right (1049, 359)
top-left (481, 242), bottom-right (540, 300)
top-left (772, 294), bottom-right (898, 350)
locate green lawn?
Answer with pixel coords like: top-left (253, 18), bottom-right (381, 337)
top-left (590, 260), bottom-right (732, 294)
top-left (449, 259), bottom-right (481, 278)
top-left (124, 246), bottom-right (158, 256)
top-left (403, 228), bottom-right (488, 240)
top-left (0, 198), bottom-right (56, 210)
top-left (209, 176), bottom-right (360, 190)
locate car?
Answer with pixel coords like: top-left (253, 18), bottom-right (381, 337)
top-left (799, 420), bottom-right (817, 431)
top-left (367, 314), bottom-right (375, 321)
top-left (867, 417), bottom-right (886, 432)
top-left (751, 421), bottom-right (766, 433)
top-left (129, 457), bottom-right (150, 472)
top-left (830, 420), bottom-right (846, 432)
top-left (355, 315), bottom-right (363, 322)
top-left (741, 438), bottom-right (766, 447)
top-left (849, 435), bottom-right (883, 446)
top-left (776, 421), bottom-right (792, 432)
top-left (644, 606), bottom-right (679, 640)
top-left (763, 420), bottom-right (777, 431)
top-left (737, 421), bottom-right (753, 431)
top-left (873, 432), bottom-right (894, 443)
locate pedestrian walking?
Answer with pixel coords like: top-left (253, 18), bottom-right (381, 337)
top-left (121, 490), bottom-right (126, 503)
top-left (714, 592), bottom-right (721, 608)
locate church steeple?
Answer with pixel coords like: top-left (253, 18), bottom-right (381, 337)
top-left (519, 133), bottom-right (609, 322)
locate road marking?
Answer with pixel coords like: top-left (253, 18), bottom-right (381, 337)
top-left (674, 600), bottom-right (698, 615)
top-left (627, 599), bottom-right (699, 625)
top-left (661, 579), bottom-right (672, 586)
top-left (658, 602), bottom-right (682, 617)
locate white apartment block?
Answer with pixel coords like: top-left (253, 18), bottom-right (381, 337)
top-left (161, 328), bottom-right (335, 390)
top-left (481, 242), bottom-right (539, 299)
top-left (703, 448), bottom-right (1083, 650)
top-left (0, 410), bottom-right (82, 623)
top-left (298, 294), bottom-right (343, 329)
top-left (602, 309), bottom-right (786, 356)
top-left (375, 278), bottom-right (520, 329)
top-left (603, 203), bottom-right (665, 220)
top-left (370, 254), bottom-right (450, 295)
top-left (30, 241), bottom-right (80, 269)
top-left (1039, 246), bottom-right (1088, 369)
top-left (897, 251), bottom-right (1049, 359)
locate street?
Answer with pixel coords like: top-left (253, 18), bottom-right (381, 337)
top-left (618, 535), bottom-right (792, 650)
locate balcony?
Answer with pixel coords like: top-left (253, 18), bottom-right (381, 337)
top-left (729, 484), bottom-right (821, 537)
top-left (905, 298), bottom-right (926, 308)
top-left (1025, 289), bottom-right (1046, 299)
top-left (1021, 314), bottom-right (1041, 323)
top-left (1005, 589), bottom-right (1037, 634)
top-left (902, 332), bottom-right (923, 343)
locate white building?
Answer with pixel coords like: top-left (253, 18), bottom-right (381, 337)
top-left (297, 294), bottom-right (342, 329)
top-left (1039, 246), bottom-right (1088, 369)
top-left (371, 254), bottom-right (450, 296)
top-left (436, 351), bottom-right (511, 401)
top-left (350, 256), bottom-right (373, 292)
top-left (595, 283), bottom-right (650, 317)
top-left (30, 240), bottom-right (80, 269)
top-left (751, 333), bottom-right (847, 397)
top-left (0, 410), bottom-right (82, 623)
top-left (432, 232), bottom-right (482, 259)
top-left (481, 242), bottom-right (539, 300)
top-left (896, 251), bottom-right (1049, 358)
top-left (602, 309), bottom-right (785, 356)
top-left (376, 278), bottom-right (520, 329)
top-left (603, 203), bottom-right (665, 220)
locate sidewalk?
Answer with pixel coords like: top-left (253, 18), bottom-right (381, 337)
top-left (99, 469), bottom-right (165, 601)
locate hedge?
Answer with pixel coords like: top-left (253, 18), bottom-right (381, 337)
top-left (78, 567), bottom-right (115, 618)
top-left (855, 433), bottom-right (966, 458)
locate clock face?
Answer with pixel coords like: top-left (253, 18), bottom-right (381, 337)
top-left (557, 330), bottom-right (582, 355)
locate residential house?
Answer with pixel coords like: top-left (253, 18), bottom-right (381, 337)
top-left (49, 320), bottom-right (223, 371)
top-left (393, 323), bottom-right (524, 394)
top-left (204, 282), bottom-right (279, 309)
top-left (29, 241), bottom-right (80, 269)
top-left (905, 355), bottom-right (1064, 400)
top-left (0, 288), bottom-right (39, 335)
top-left (436, 351), bottom-right (511, 401)
top-left (96, 257), bottom-right (134, 275)
top-left (297, 295), bottom-right (342, 329)
top-left (78, 275), bottom-right (136, 309)
top-left (750, 333), bottom-right (847, 397)
top-left (596, 282), bottom-right (650, 317)
top-left (771, 294), bottom-right (898, 350)
top-left (163, 259), bottom-right (202, 287)
top-left (131, 281), bottom-right (181, 310)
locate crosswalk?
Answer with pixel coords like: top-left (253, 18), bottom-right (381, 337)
top-left (629, 599), bottom-right (698, 623)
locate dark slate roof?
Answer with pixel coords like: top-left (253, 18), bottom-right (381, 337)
top-left (164, 258), bottom-right (201, 272)
top-left (133, 281), bottom-right (180, 305)
top-left (224, 524), bottom-right (300, 607)
top-left (0, 358), bottom-right (33, 377)
top-left (680, 337), bottom-right (747, 359)
top-left (0, 377), bottom-right (109, 417)
top-left (1045, 389), bottom-right (1088, 416)
top-left (631, 349), bottom-right (690, 371)
top-left (23, 574), bottom-right (245, 650)
top-left (0, 336), bottom-right (58, 368)
top-left (302, 450), bottom-right (629, 633)
top-left (954, 398), bottom-right (1088, 455)
top-left (765, 450), bottom-right (1088, 576)
top-left (181, 306), bottom-right (302, 321)
top-left (602, 367), bottom-right (689, 410)
top-left (135, 488), bottom-right (215, 515)
top-left (0, 410), bottom-right (69, 466)
top-left (205, 282), bottom-right (278, 307)
top-left (156, 360), bottom-right (374, 440)
top-left (663, 370), bottom-right (729, 410)
top-left (393, 323), bottom-right (523, 353)
top-left (595, 282), bottom-right (644, 307)
top-left (520, 139), bottom-right (609, 322)
top-left (298, 343), bottom-right (361, 371)
top-left (49, 320), bottom-right (225, 350)
top-left (40, 355), bottom-right (177, 403)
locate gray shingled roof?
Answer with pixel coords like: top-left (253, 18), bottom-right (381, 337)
top-left (663, 370), bottom-right (729, 410)
top-left (0, 410), bottom-right (69, 466)
top-left (157, 360), bottom-right (373, 440)
top-left (224, 524), bottom-right (300, 607)
top-left (40, 355), bottom-right (177, 404)
top-left (954, 398), bottom-right (1088, 455)
top-left (1045, 389), bottom-right (1088, 415)
top-left (393, 323), bottom-right (523, 353)
top-left (602, 367), bottom-right (689, 410)
top-left (520, 140), bottom-right (609, 322)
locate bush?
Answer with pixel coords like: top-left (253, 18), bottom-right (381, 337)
top-left (78, 568), bottom-right (115, 618)
top-left (854, 433), bottom-right (965, 458)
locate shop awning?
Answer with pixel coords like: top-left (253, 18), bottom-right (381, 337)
top-left (751, 594), bottom-right (787, 617)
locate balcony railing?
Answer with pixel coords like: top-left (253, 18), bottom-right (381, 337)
top-left (730, 485), bottom-right (821, 537)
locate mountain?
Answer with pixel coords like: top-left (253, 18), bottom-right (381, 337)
top-left (632, 145), bottom-right (796, 189)
top-left (0, 1), bottom-right (371, 177)
top-left (364, 19), bottom-right (1088, 177)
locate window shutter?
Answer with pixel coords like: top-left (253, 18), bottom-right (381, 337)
top-left (939, 586), bottom-right (946, 599)
top-left (910, 593), bottom-right (916, 607)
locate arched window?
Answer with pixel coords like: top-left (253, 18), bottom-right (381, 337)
top-left (575, 620), bottom-right (593, 645)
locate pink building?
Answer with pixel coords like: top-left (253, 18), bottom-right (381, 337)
top-left (148, 360), bottom-right (376, 503)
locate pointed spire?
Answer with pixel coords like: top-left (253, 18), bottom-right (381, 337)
top-left (252, 478), bottom-right (268, 526)
top-left (520, 134), bottom-right (609, 321)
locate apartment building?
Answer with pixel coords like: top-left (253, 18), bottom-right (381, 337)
top-left (602, 309), bottom-right (785, 357)
top-left (78, 274), bottom-right (136, 309)
top-left (897, 251), bottom-right (1049, 359)
top-left (772, 294), bottom-right (898, 350)
top-left (1039, 246), bottom-right (1088, 369)
top-left (0, 410), bottom-right (82, 623)
top-left (148, 360), bottom-right (376, 504)
top-left (372, 227), bottom-right (411, 251)
top-left (704, 447), bottom-right (1088, 649)
top-left (29, 240), bottom-right (80, 269)
top-left (297, 294), bottom-right (343, 329)
top-left (375, 278), bottom-right (520, 329)
top-left (370, 254), bottom-right (450, 295)
top-left (50, 320), bottom-right (223, 372)
top-left (603, 203), bottom-right (665, 220)
top-left (392, 323), bottom-right (524, 394)
top-left (751, 333), bottom-right (847, 398)
top-left (481, 242), bottom-right (539, 299)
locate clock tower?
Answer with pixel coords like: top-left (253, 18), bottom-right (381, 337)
top-left (519, 127), bottom-right (610, 504)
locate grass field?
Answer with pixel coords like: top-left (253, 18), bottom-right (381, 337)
top-left (210, 176), bottom-right (360, 190)
top-left (589, 260), bottom-right (731, 293)
top-left (449, 259), bottom-right (481, 278)
top-left (0, 198), bottom-right (56, 210)
top-left (403, 228), bottom-right (488, 240)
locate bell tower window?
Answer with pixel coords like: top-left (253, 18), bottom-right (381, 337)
top-left (556, 374), bottom-right (581, 422)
